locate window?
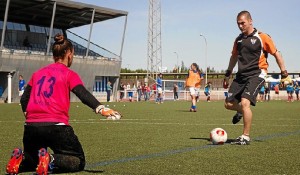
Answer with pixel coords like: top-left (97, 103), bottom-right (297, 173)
top-left (29, 25), bottom-right (45, 33)
top-left (6, 22), bottom-right (14, 30)
top-left (45, 27), bottom-right (63, 36)
top-left (53, 28), bottom-right (63, 35)
top-left (6, 22), bottom-right (26, 31)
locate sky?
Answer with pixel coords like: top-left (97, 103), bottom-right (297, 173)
top-left (70, 0), bottom-right (300, 73)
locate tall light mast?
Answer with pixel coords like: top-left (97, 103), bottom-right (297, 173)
top-left (147, 0), bottom-right (162, 82)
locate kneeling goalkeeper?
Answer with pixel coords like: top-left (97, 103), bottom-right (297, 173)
top-left (6, 34), bottom-right (120, 175)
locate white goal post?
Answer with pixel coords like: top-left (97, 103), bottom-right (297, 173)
top-left (161, 79), bottom-right (229, 101)
top-left (161, 79), bottom-right (188, 100)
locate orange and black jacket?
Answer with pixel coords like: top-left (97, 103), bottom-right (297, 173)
top-left (231, 28), bottom-right (277, 80)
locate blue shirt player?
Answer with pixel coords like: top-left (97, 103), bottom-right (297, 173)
top-left (204, 82), bottom-right (212, 102)
top-left (156, 73), bottom-right (163, 104)
top-left (18, 75), bottom-right (26, 96)
top-left (286, 83), bottom-right (294, 102)
top-left (294, 82), bottom-right (299, 101)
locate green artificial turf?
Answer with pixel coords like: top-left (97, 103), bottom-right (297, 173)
top-left (1, 100), bottom-right (299, 174)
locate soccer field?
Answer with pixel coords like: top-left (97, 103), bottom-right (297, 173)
top-left (1, 100), bottom-right (300, 175)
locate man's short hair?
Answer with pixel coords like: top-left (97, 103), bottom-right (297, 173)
top-left (237, 10), bottom-right (252, 20)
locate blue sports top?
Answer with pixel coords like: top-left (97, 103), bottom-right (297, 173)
top-left (156, 77), bottom-right (162, 88)
top-left (204, 84), bottom-right (210, 93)
top-left (19, 79), bottom-right (26, 91)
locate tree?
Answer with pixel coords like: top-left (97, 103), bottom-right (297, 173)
top-left (207, 66), bottom-right (216, 73)
top-left (180, 61), bottom-right (189, 73)
top-left (120, 68), bottom-right (133, 73)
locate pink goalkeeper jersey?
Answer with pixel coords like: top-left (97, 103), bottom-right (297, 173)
top-left (26, 63), bottom-right (83, 125)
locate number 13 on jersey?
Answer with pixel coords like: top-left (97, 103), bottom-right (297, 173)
top-left (37, 76), bottom-right (56, 98)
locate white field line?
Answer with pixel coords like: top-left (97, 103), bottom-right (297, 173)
top-left (69, 120), bottom-right (300, 127)
top-left (72, 121), bottom-right (243, 126)
top-left (0, 119), bottom-right (299, 127)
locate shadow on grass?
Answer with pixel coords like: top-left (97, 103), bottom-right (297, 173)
top-left (190, 137), bottom-right (237, 143)
top-left (253, 139), bottom-right (264, 142)
top-left (176, 110), bottom-right (195, 112)
top-left (19, 170), bottom-right (105, 174)
top-left (190, 137), bottom-right (210, 141)
top-left (84, 170), bottom-right (105, 173)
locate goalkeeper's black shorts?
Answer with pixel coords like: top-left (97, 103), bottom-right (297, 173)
top-left (21, 124), bottom-right (85, 173)
top-left (226, 76), bottom-right (265, 106)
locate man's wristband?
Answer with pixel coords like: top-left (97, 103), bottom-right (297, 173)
top-left (225, 70), bottom-right (232, 77)
top-left (281, 70), bottom-right (288, 78)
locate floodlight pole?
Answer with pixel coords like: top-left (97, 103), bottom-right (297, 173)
top-left (120, 15), bottom-right (128, 60)
top-left (200, 34), bottom-right (207, 85)
top-left (147, 0), bottom-right (162, 82)
top-left (0, 0), bottom-right (10, 51)
top-left (86, 8), bottom-right (95, 58)
top-left (46, 1), bottom-right (57, 55)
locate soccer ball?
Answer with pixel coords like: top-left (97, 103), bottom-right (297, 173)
top-left (106, 113), bottom-right (122, 120)
top-left (210, 128), bottom-right (227, 145)
top-left (107, 115), bottom-right (120, 120)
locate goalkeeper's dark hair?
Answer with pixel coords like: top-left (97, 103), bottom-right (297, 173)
top-left (52, 33), bottom-right (73, 62)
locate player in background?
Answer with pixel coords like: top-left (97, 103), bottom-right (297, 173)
top-left (6, 34), bottom-right (121, 175)
top-left (173, 83), bottom-right (179, 101)
top-left (258, 85), bottom-right (265, 102)
top-left (137, 82), bottom-right (142, 102)
top-left (286, 82), bottom-right (294, 102)
top-left (204, 82), bottom-right (212, 102)
top-left (144, 83), bottom-right (150, 101)
top-left (142, 83), bottom-right (146, 101)
top-left (119, 82), bottom-right (125, 102)
top-left (195, 73), bottom-right (205, 102)
top-left (18, 75), bottom-right (26, 97)
top-left (150, 83), bottom-right (156, 101)
top-left (106, 81), bottom-right (112, 102)
top-left (223, 11), bottom-right (290, 145)
top-left (264, 82), bottom-right (270, 101)
top-left (186, 63), bottom-right (203, 112)
top-left (126, 82), bottom-right (133, 102)
top-left (294, 81), bottom-right (299, 101)
top-left (274, 84), bottom-right (280, 100)
top-left (156, 73), bottom-right (163, 104)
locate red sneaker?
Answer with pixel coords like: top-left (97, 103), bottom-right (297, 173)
top-left (36, 148), bottom-right (50, 175)
top-left (6, 148), bottom-right (23, 174)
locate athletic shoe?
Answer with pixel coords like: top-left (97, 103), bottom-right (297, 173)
top-left (231, 135), bottom-right (250, 145)
top-left (36, 148), bottom-right (50, 175)
top-left (189, 108), bottom-right (197, 112)
top-left (6, 148), bottom-right (24, 174)
top-left (232, 112), bottom-right (242, 124)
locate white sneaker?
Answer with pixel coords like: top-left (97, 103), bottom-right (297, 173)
top-left (231, 135), bottom-right (250, 145)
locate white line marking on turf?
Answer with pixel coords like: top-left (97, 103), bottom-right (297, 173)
top-left (69, 120), bottom-right (300, 127)
top-left (84, 118), bottom-right (164, 121)
top-left (1, 120), bottom-right (300, 127)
